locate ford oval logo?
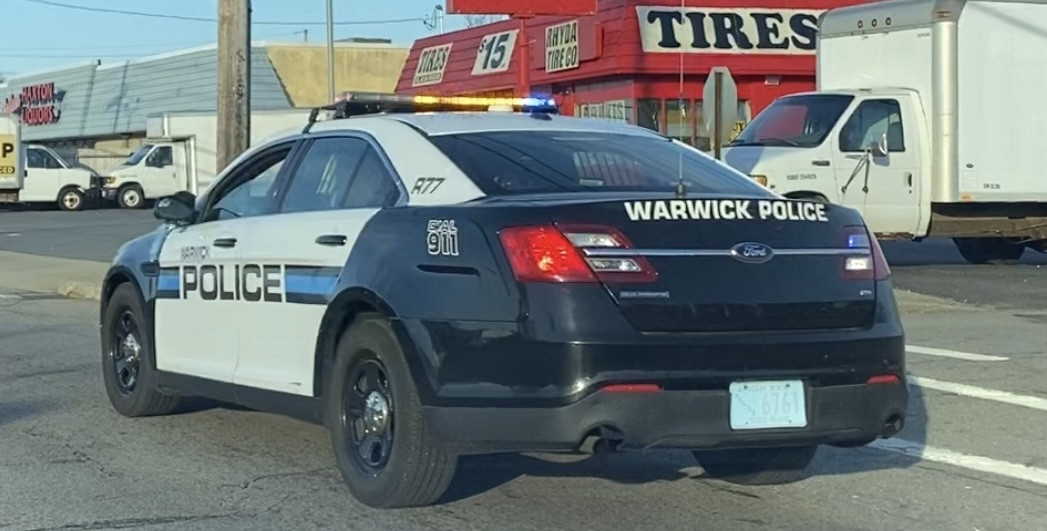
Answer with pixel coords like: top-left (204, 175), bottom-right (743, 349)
top-left (730, 242), bottom-right (775, 264)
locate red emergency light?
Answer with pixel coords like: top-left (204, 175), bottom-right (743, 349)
top-left (446, 0), bottom-right (597, 16)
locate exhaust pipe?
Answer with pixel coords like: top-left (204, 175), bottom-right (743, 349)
top-left (578, 426), bottom-right (626, 454)
top-left (881, 414), bottom-right (904, 438)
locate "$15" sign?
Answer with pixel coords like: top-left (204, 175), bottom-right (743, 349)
top-left (472, 30), bottom-right (518, 76)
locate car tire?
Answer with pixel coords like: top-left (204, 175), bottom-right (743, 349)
top-left (101, 283), bottom-right (184, 417)
top-left (325, 314), bottom-right (457, 508)
top-left (57, 186), bottom-right (85, 212)
top-left (118, 184), bottom-right (146, 209)
top-left (691, 445), bottom-right (819, 486)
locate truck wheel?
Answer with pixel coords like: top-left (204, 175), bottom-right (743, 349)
top-left (118, 184), bottom-right (145, 209)
top-left (692, 445), bottom-right (819, 486)
top-left (101, 283), bottom-right (185, 417)
top-left (952, 237), bottom-right (1025, 264)
top-left (57, 187), bottom-right (85, 212)
top-left (325, 314), bottom-right (457, 508)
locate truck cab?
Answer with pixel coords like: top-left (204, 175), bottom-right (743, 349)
top-left (14, 144), bottom-right (100, 211)
top-left (102, 140), bottom-right (186, 209)
top-left (722, 89), bottom-right (928, 239)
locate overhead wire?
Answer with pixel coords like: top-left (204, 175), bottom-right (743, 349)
top-left (19, 0), bottom-right (430, 26)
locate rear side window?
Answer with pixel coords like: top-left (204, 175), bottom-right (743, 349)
top-left (426, 131), bottom-right (770, 196)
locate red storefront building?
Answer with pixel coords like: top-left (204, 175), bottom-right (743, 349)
top-left (395, 0), bottom-right (870, 150)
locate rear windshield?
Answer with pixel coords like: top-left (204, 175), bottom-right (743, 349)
top-left (427, 130), bottom-right (771, 196)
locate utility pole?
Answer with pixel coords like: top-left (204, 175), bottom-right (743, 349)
top-left (326, 0), bottom-right (335, 103)
top-left (217, 0), bottom-right (251, 173)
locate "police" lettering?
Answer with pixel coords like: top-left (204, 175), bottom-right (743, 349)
top-left (623, 199), bottom-right (829, 222)
top-left (181, 264), bottom-right (282, 302)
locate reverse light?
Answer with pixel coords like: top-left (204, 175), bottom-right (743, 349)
top-left (842, 225), bottom-right (890, 281)
top-left (498, 224), bottom-right (657, 283)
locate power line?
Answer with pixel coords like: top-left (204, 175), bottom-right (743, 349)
top-left (20, 0), bottom-right (429, 26)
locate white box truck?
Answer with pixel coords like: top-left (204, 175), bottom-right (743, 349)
top-left (721, 0), bottom-right (1047, 263)
top-left (99, 109), bottom-right (310, 208)
top-left (1, 112), bottom-right (100, 211)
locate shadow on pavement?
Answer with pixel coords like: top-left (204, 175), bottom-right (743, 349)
top-left (0, 399), bottom-right (53, 426)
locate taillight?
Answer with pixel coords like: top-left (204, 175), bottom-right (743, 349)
top-left (498, 224), bottom-right (657, 283)
top-left (842, 225), bottom-right (890, 281)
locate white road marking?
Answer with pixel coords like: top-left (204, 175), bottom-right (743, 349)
top-left (908, 376), bottom-right (1047, 412)
top-left (869, 438), bottom-right (1047, 487)
top-left (906, 345), bottom-right (1009, 362)
top-left (0, 293), bottom-right (21, 300)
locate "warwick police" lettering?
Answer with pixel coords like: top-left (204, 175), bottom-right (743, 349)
top-left (623, 199), bottom-right (829, 222)
top-left (181, 264), bottom-right (282, 302)
top-left (636, 7), bottom-right (821, 54)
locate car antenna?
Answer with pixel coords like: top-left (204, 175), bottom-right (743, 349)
top-left (674, 0), bottom-right (687, 200)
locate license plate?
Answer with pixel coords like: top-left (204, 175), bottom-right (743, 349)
top-left (729, 380), bottom-right (808, 430)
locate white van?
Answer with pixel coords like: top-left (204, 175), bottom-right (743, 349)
top-left (2, 143), bottom-right (101, 211)
top-left (101, 142), bottom-right (182, 208)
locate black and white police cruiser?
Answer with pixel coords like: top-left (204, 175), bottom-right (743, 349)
top-left (99, 93), bottom-right (907, 508)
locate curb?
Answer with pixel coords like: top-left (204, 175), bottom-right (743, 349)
top-left (57, 280), bottom-right (103, 301)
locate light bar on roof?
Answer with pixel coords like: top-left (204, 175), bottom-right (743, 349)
top-left (331, 91), bottom-right (557, 114)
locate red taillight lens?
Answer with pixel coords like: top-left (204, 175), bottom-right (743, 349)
top-left (499, 225), bottom-right (598, 282)
top-left (842, 225), bottom-right (890, 281)
top-left (866, 374), bottom-right (901, 385)
top-left (498, 224), bottom-right (657, 283)
top-left (601, 383), bottom-right (662, 393)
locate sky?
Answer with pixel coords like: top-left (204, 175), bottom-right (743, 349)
top-left (1, 0), bottom-right (497, 78)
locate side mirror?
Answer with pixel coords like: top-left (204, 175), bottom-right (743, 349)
top-left (868, 133), bottom-right (888, 157)
top-left (154, 191), bottom-right (196, 224)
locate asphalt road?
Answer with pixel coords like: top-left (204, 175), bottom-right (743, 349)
top-left (1, 285), bottom-right (1045, 529)
top-left (1, 209), bottom-right (1044, 311)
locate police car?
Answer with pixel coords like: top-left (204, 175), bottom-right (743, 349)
top-left (98, 93), bottom-right (907, 508)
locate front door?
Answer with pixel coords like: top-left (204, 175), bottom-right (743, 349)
top-left (21, 147), bottom-right (63, 202)
top-left (153, 140), bottom-right (298, 382)
top-left (233, 134), bottom-right (404, 396)
top-left (154, 219), bottom-right (245, 381)
top-left (143, 144), bottom-right (181, 198)
top-left (832, 97), bottom-right (921, 235)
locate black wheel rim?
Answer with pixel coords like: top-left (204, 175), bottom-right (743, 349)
top-left (341, 355), bottom-right (394, 477)
top-left (109, 309), bottom-right (142, 395)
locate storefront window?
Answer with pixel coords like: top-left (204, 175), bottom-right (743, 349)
top-left (665, 99), bottom-right (691, 144)
top-left (636, 99), bottom-right (661, 134)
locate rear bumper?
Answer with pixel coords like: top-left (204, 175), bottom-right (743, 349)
top-left (398, 281), bottom-right (907, 454)
top-left (424, 379), bottom-right (908, 454)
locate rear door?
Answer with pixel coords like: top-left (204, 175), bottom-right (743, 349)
top-left (546, 196), bottom-right (881, 334)
top-left (233, 133), bottom-right (404, 396)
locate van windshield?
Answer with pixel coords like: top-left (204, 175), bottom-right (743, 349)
top-left (427, 130), bottom-right (772, 197)
top-left (729, 94), bottom-right (854, 149)
top-left (123, 144), bottom-right (154, 166)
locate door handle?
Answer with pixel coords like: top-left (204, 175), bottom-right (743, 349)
top-left (906, 173), bottom-right (913, 187)
top-left (812, 159), bottom-right (830, 167)
top-left (315, 234), bottom-right (347, 246)
top-left (213, 237), bottom-right (237, 248)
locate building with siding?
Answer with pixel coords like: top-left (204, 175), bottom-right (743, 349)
top-left (1, 40), bottom-right (408, 172)
top-left (394, 0), bottom-right (874, 150)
